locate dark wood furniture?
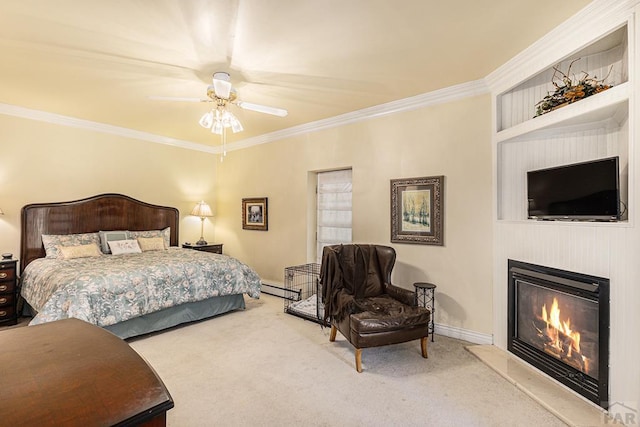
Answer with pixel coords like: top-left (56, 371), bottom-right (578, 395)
top-left (0, 259), bottom-right (18, 326)
top-left (182, 243), bottom-right (223, 254)
top-left (20, 193), bottom-right (179, 273)
top-left (0, 318), bottom-right (173, 426)
top-left (19, 193), bottom-right (249, 339)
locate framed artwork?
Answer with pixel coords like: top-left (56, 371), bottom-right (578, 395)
top-left (390, 176), bottom-right (444, 245)
top-left (242, 197), bottom-right (268, 231)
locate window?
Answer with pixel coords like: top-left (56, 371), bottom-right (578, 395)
top-left (316, 169), bottom-right (352, 263)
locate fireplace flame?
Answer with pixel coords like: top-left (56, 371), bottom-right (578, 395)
top-left (541, 298), bottom-right (587, 371)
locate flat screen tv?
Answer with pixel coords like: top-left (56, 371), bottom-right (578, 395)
top-left (527, 156), bottom-right (620, 221)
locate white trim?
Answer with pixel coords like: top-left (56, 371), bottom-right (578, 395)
top-left (0, 79), bottom-right (488, 155)
top-left (0, 102), bottom-right (218, 154)
top-left (434, 323), bottom-right (493, 345)
top-left (225, 79), bottom-right (489, 153)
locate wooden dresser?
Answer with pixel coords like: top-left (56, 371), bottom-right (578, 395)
top-left (0, 318), bottom-right (174, 426)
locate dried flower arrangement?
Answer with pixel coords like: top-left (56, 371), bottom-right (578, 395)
top-left (534, 59), bottom-right (613, 118)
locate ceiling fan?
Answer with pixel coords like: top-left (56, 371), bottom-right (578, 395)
top-left (151, 71), bottom-right (287, 134)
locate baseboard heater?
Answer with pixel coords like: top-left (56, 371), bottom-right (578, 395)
top-left (261, 282), bottom-right (298, 300)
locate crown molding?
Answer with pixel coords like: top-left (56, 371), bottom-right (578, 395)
top-left (225, 78), bottom-right (489, 153)
top-left (0, 102), bottom-right (217, 154)
top-left (485, 0), bottom-right (638, 93)
top-left (0, 79), bottom-right (488, 155)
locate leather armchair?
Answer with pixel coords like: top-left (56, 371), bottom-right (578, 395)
top-left (320, 244), bottom-right (430, 372)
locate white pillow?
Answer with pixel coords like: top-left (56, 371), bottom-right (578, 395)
top-left (108, 239), bottom-right (142, 255)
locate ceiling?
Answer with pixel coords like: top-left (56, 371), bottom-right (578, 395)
top-left (0, 0), bottom-right (592, 150)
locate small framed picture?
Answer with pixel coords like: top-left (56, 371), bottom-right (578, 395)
top-left (242, 197), bottom-right (268, 231)
top-left (390, 176), bottom-right (444, 245)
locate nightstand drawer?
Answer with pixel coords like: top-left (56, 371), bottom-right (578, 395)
top-left (0, 282), bottom-right (15, 293)
top-left (0, 305), bottom-right (15, 321)
top-left (0, 268), bottom-right (15, 281)
top-left (0, 293), bottom-right (14, 307)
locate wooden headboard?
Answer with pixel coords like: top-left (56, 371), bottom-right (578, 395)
top-left (20, 193), bottom-right (179, 273)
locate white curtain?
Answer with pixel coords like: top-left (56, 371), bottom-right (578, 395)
top-left (316, 169), bottom-right (352, 263)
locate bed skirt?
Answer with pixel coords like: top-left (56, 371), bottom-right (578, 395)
top-left (105, 294), bottom-right (247, 339)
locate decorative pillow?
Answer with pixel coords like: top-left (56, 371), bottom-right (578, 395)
top-left (137, 237), bottom-right (166, 251)
top-left (42, 232), bottom-right (101, 259)
top-left (58, 243), bottom-right (103, 259)
top-left (129, 227), bottom-right (171, 248)
top-left (99, 230), bottom-right (130, 254)
top-left (108, 239), bottom-right (142, 255)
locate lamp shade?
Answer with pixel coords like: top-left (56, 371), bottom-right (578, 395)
top-left (190, 201), bottom-right (213, 218)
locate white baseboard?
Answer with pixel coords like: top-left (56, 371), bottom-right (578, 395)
top-left (434, 323), bottom-right (493, 345)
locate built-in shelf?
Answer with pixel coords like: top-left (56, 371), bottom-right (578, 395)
top-left (495, 21), bottom-right (630, 223)
top-left (496, 82), bottom-right (629, 144)
top-left (496, 25), bottom-right (628, 133)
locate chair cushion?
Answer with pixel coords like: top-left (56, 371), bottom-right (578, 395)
top-left (350, 295), bottom-right (430, 334)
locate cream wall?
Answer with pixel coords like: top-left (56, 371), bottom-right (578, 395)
top-left (215, 94), bottom-right (494, 336)
top-left (0, 94), bottom-right (494, 337)
top-left (0, 114), bottom-right (218, 258)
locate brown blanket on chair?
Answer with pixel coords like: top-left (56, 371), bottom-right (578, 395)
top-left (320, 244), bottom-right (385, 323)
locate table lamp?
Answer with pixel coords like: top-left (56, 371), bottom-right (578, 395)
top-left (190, 201), bottom-right (213, 245)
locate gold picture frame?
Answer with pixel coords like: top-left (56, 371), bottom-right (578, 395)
top-left (390, 176), bottom-right (444, 245)
top-left (242, 197), bottom-right (268, 231)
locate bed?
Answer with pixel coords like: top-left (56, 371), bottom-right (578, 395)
top-left (19, 193), bottom-right (261, 339)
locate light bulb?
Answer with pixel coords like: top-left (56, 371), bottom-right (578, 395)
top-left (231, 118), bottom-right (243, 133)
top-left (199, 111), bottom-right (213, 128)
top-left (211, 120), bottom-right (223, 135)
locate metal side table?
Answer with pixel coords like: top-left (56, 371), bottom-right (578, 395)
top-left (413, 282), bottom-right (436, 341)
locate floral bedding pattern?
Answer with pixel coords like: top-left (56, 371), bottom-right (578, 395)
top-left (21, 248), bottom-right (261, 327)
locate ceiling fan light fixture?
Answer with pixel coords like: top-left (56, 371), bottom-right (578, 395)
top-left (199, 110), bottom-right (214, 128)
top-left (212, 72), bottom-right (232, 99)
top-left (211, 120), bottom-right (223, 135)
top-left (230, 118), bottom-right (243, 133)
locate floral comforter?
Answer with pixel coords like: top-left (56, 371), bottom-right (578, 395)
top-left (21, 248), bottom-right (261, 327)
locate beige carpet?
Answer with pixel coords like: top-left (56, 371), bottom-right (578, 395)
top-left (128, 294), bottom-right (567, 427)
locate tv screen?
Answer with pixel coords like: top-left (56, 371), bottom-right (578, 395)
top-left (527, 157), bottom-right (620, 221)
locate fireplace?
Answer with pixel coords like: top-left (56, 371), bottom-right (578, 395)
top-left (508, 260), bottom-right (609, 409)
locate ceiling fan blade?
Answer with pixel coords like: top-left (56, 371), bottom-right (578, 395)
top-left (236, 101), bottom-right (288, 117)
top-left (148, 96), bottom-right (210, 103)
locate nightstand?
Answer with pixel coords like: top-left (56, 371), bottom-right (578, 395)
top-left (182, 243), bottom-right (223, 254)
top-left (0, 259), bottom-right (18, 326)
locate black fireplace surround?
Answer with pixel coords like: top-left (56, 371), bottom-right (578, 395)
top-left (508, 259), bottom-right (609, 409)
